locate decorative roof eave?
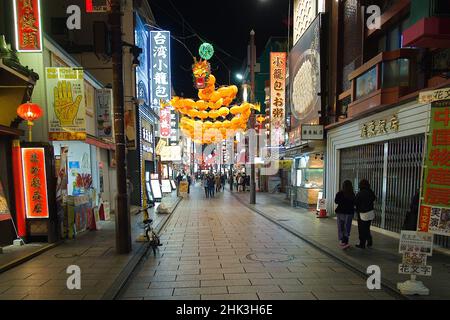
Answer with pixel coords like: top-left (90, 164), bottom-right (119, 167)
top-left (0, 57), bottom-right (39, 84)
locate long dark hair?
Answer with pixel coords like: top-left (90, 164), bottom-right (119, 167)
top-left (359, 179), bottom-right (371, 190)
top-left (342, 180), bottom-right (355, 198)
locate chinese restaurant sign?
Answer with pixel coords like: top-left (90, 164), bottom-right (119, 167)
top-left (13, 0), bottom-right (42, 52)
top-left (270, 52), bottom-right (286, 146)
top-left (21, 148), bottom-right (49, 219)
top-left (418, 100), bottom-right (450, 236)
top-left (46, 68), bottom-right (86, 141)
top-left (0, 179), bottom-right (12, 221)
top-left (361, 114), bottom-right (399, 138)
top-left (150, 31), bottom-right (171, 138)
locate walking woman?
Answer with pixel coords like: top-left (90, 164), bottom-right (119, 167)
top-left (334, 180), bottom-right (355, 249)
top-left (355, 179), bottom-right (376, 249)
top-left (203, 174), bottom-right (209, 198)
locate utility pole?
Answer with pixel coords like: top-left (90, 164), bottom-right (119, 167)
top-left (109, 0), bottom-right (131, 254)
top-left (249, 30), bottom-right (256, 205)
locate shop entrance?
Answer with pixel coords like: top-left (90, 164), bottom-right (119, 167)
top-left (339, 134), bottom-right (449, 248)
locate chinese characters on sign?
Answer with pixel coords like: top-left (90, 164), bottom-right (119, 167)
top-left (21, 148), bottom-right (49, 219)
top-left (141, 118), bottom-right (154, 160)
top-left (46, 68), bottom-right (86, 141)
top-left (418, 88), bottom-right (450, 104)
top-left (270, 52), bottom-right (286, 146)
top-left (361, 114), bottom-right (399, 138)
top-left (398, 231), bottom-right (433, 277)
top-left (301, 124), bottom-right (324, 140)
top-left (418, 100), bottom-right (450, 236)
top-left (150, 31), bottom-right (171, 138)
top-left (13, 0), bottom-right (42, 52)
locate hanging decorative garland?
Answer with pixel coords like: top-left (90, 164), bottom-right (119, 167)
top-left (161, 46), bottom-right (259, 145)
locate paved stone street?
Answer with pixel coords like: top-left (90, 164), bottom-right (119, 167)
top-left (119, 184), bottom-right (397, 300)
top-left (0, 193), bottom-right (180, 300)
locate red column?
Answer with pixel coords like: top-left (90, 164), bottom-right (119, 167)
top-left (12, 139), bottom-right (26, 237)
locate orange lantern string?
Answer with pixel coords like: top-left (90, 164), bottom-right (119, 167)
top-left (17, 102), bottom-right (43, 142)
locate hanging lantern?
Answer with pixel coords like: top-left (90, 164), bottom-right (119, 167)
top-left (17, 102), bottom-right (43, 142)
top-left (199, 43), bottom-right (214, 61)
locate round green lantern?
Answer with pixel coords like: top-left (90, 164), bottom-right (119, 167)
top-left (199, 43), bottom-right (214, 60)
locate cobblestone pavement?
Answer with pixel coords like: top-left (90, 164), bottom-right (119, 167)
top-left (119, 185), bottom-right (398, 300)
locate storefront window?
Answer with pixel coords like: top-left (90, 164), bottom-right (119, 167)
top-left (356, 67), bottom-right (377, 99)
top-left (382, 58), bottom-right (410, 88)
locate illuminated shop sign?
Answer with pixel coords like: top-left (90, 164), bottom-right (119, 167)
top-left (150, 30), bottom-right (171, 138)
top-left (13, 0), bottom-right (43, 52)
top-left (45, 68), bottom-right (86, 141)
top-left (270, 52), bottom-right (287, 146)
top-left (21, 148), bottom-right (49, 219)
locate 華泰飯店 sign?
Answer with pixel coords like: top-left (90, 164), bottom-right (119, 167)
top-left (21, 148), bottom-right (49, 219)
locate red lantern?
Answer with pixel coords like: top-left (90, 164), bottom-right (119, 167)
top-left (17, 102), bottom-right (43, 142)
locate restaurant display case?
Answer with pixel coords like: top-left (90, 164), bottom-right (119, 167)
top-left (294, 153), bottom-right (324, 208)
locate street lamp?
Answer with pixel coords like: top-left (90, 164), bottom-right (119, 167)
top-left (235, 73), bottom-right (243, 81)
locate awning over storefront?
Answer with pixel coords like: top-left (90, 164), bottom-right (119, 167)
top-left (86, 134), bottom-right (116, 151)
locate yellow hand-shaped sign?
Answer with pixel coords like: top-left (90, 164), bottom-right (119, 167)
top-left (53, 80), bottom-right (82, 126)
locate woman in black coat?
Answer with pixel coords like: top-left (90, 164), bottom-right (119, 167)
top-left (355, 179), bottom-right (376, 249)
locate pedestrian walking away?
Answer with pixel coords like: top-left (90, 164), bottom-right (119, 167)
top-left (203, 174), bottom-right (209, 198)
top-left (208, 174), bottom-right (215, 198)
top-left (334, 180), bottom-right (355, 249)
top-left (355, 179), bottom-right (376, 249)
top-left (187, 175), bottom-right (192, 194)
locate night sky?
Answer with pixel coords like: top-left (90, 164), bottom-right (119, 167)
top-left (148, 0), bottom-right (290, 98)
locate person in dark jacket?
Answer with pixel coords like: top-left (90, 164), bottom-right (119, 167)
top-left (355, 179), bottom-right (376, 249)
top-left (335, 180), bottom-right (355, 249)
top-left (402, 191), bottom-right (420, 230)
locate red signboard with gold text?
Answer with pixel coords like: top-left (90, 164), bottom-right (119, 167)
top-left (21, 148), bottom-right (49, 219)
top-left (13, 0), bottom-right (42, 52)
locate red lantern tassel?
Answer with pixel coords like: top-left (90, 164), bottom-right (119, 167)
top-left (12, 140), bottom-right (26, 237)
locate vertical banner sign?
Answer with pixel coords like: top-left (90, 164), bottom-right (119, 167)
top-left (270, 52), bottom-right (287, 146)
top-left (13, 0), bottom-right (42, 52)
top-left (0, 179), bottom-right (12, 221)
top-left (21, 148), bottom-right (49, 219)
top-left (150, 31), bottom-right (171, 138)
top-left (418, 99), bottom-right (450, 236)
top-left (46, 68), bottom-right (86, 141)
top-left (96, 89), bottom-right (114, 139)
